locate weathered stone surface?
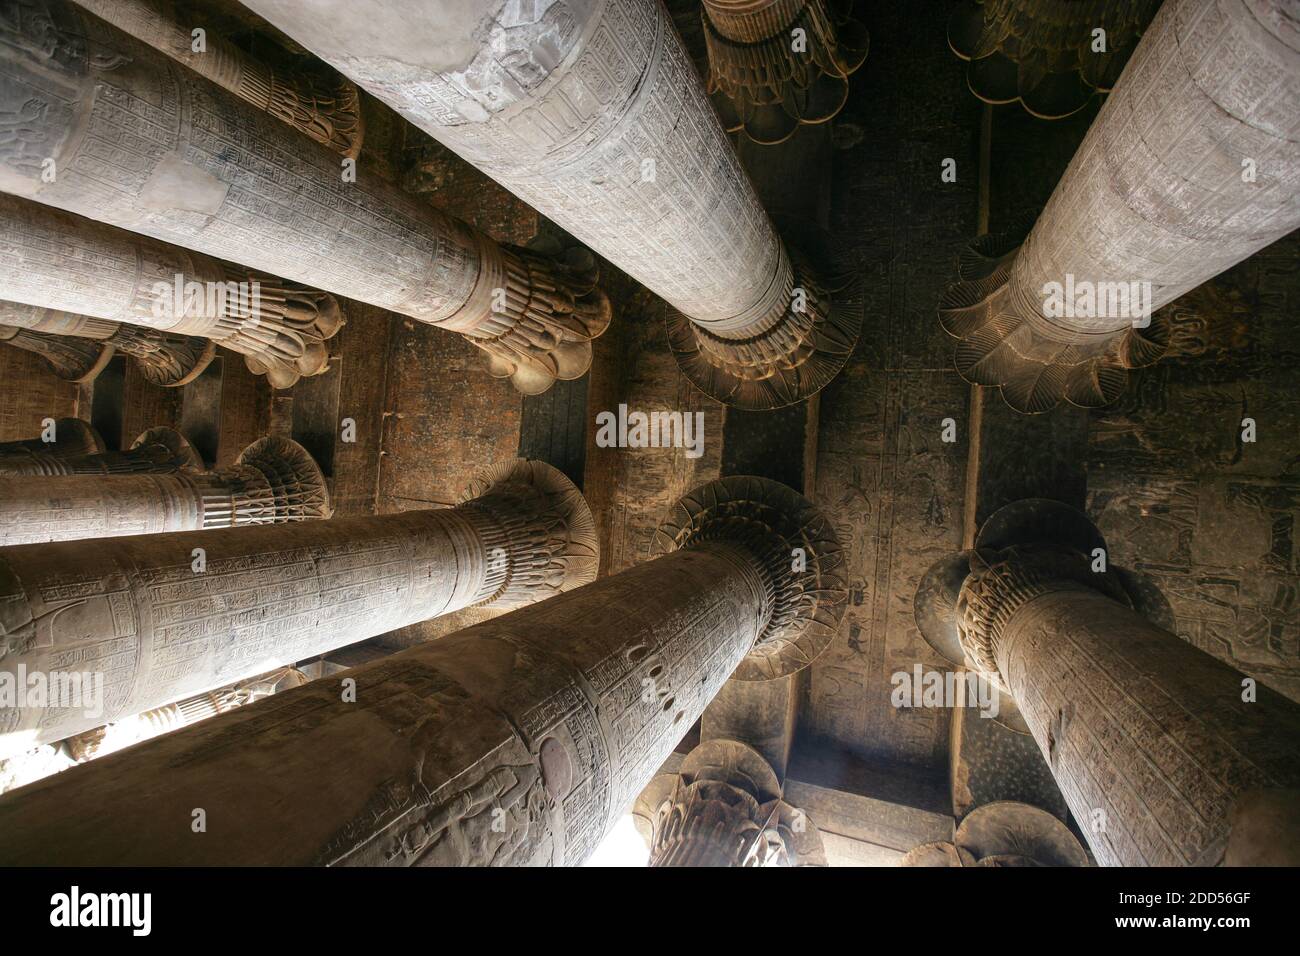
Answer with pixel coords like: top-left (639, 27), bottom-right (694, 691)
top-left (0, 458), bottom-right (596, 751)
top-left (0, 1), bottom-right (608, 395)
top-left (0, 434), bottom-right (328, 545)
top-left (940, 0), bottom-right (1300, 412)
top-left (74, 0), bottom-right (364, 155)
top-left (0, 425), bottom-right (199, 478)
top-left (243, 0), bottom-right (859, 408)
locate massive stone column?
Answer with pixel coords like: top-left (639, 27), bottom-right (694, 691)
top-left (0, 418), bottom-right (103, 466)
top-left (0, 3), bottom-right (609, 395)
top-left (0, 301), bottom-right (215, 387)
top-left (241, 0), bottom-right (860, 409)
top-left (947, 0), bottom-right (1161, 119)
top-left (0, 425), bottom-right (202, 478)
top-left (940, 0), bottom-right (1300, 412)
top-left (0, 666), bottom-right (307, 795)
top-left (634, 738), bottom-right (827, 866)
top-left (702, 0), bottom-right (869, 144)
top-left (0, 197), bottom-right (340, 389)
top-left (916, 499), bottom-right (1300, 866)
top-left (0, 476), bottom-right (845, 865)
top-left (72, 0), bottom-right (364, 156)
top-left (0, 459), bottom-right (597, 754)
top-left (0, 435), bottom-right (328, 546)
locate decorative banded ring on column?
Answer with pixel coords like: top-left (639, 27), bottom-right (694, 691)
top-left (939, 0), bottom-right (1300, 413)
top-left (653, 475), bottom-right (847, 680)
top-left (915, 498), bottom-right (1300, 866)
top-left (0, 419), bottom-right (103, 468)
top-left (237, 0), bottom-right (858, 408)
top-left (702, 0), bottom-right (869, 144)
top-left (902, 800), bottom-right (1088, 866)
top-left (947, 0), bottom-right (1160, 119)
top-left (0, 435), bottom-right (329, 545)
top-left (72, 0), bottom-right (364, 156)
top-left (0, 457), bottom-right (594, 751)
top-left (0, 301), bottom-right (217, 387)
top-left (636, 738), bottom-right (827, 866)
top-left (0, 426), bottom-right (203, 479)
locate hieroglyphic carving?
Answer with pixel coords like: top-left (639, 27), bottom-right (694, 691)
top-left (702, 0), bottom-right (869, 144)
top-left (637, 738), bottom-right (827, 865)
top-left (241, 0), bottom-right (859, 407)
top-left (0, 458), bottom-right (594, 750)
top-left (73, 0), bottom-right (363, 155)
top-left (939, 0), bottom-right (1300, 412)
top-left (947, 0), bottom-right (1160, 118)
top-left (0, 476), bottom-right (838, 865)
top-left (0, 2), bottom-right (609, 394)
top-left (0, 196), bottom-right (338, 388)
top-left (0, 299), bottom-right (215, 386)
top-left (0, 434), bottom-right (328, 545)
top-left (916, 499), bottom-right (1300, 866)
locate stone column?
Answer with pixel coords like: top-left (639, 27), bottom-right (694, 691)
top-left (0, 197), bottom-right (340, 389)
top-left (946, 0), bottom-right (1161, 119)
top-left (241, 0), bottom-right (860, 409)
top-left (0, 459), bottom-right (597, 753)
top-left (939, 0), bottom-right (1300, 412)
top-left (1, 301), bottom-right (215, 387)
top-left (916, 499), bottom-right (1300, 866)
top-left (635, 738), bottom-right (826, 866)
top-left (702, 0), bottom-right (869, 144)
top-left (902, 800), bottom-right (1089, 866)
top-left (0, 667), bottom-right (307, 795)
top-left (73, 0), bottom-right (364, 156)
top-left (0, 476), bottom-right (846, 865)
top-left (0, 4), bottom-right (609, 396)
top-left (0, 426), bottom-right (202, 477)
top-left (0, 418), bottom-right (102, 467)
top-left (0, 435), bottom-right (329, 546)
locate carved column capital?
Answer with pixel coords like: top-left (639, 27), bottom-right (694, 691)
top-left (0, 419), bottom-right (103, 469)
top-left (639, 739), bottom-right (826, 866)
top-left (0, 325), bottom-right (113, 383)
top-left (903, 800), bottom-right (1088, 867)
top-left (702, 0), bottom-right (869, 144)
top-left (456, 459), bottom-right (599, 609)
top-left (653, 475), bottom-right (847, 680)
top-left (0, 426), bottom-right (201, 477)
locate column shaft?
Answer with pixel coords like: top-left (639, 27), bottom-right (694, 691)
top-left (0, 419), bottom-right (103, 466)
top-left (73, 0), bottom-right (363, 155)
top-left (241, 0), bottom-right (859, 407)
top-left (992, 586), bottom-right (1300, 866)
top-left (0, 541), bottom-right (766, 865)
top-left (0, 426), bottom-right (201, 477)
top-left (0, 197), bottom-right (340, 389)
top-left (940, 0), bottom-right (1300, 412)
top-left (0, 459), bottom-right (592, 750)
top-left (0, 4), bottom-right (608, 394)
top-left (0, 300), bottom-right (215, 387)
top-left (0, 437), bottom-right (321, 545)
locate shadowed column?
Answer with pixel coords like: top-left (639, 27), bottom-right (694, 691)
top-left (0, 301), bottom-right (215, 387)
top-left (0, 3), bottom-right (609, 395)
top-left (0, 435), bottom-right (329, 545)
top-left (0, 425), bottom-right (200, 478)
top-left (635, 738), bottom-right (827, 866)
top-left (0, 476), bottom-right (845, 865)
top-left (939, 0), bottom-right (1300, 412)
top-left (0, 418), bottom-right (103, 468)
top-left (242, 0), bottom-right (860, 409)
top-left (916, 499), bottom-right (1300, 865)
top-left (702, 0), bottom-right (869, 145)
top-left (0, 459), bottom-right (595, 754)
